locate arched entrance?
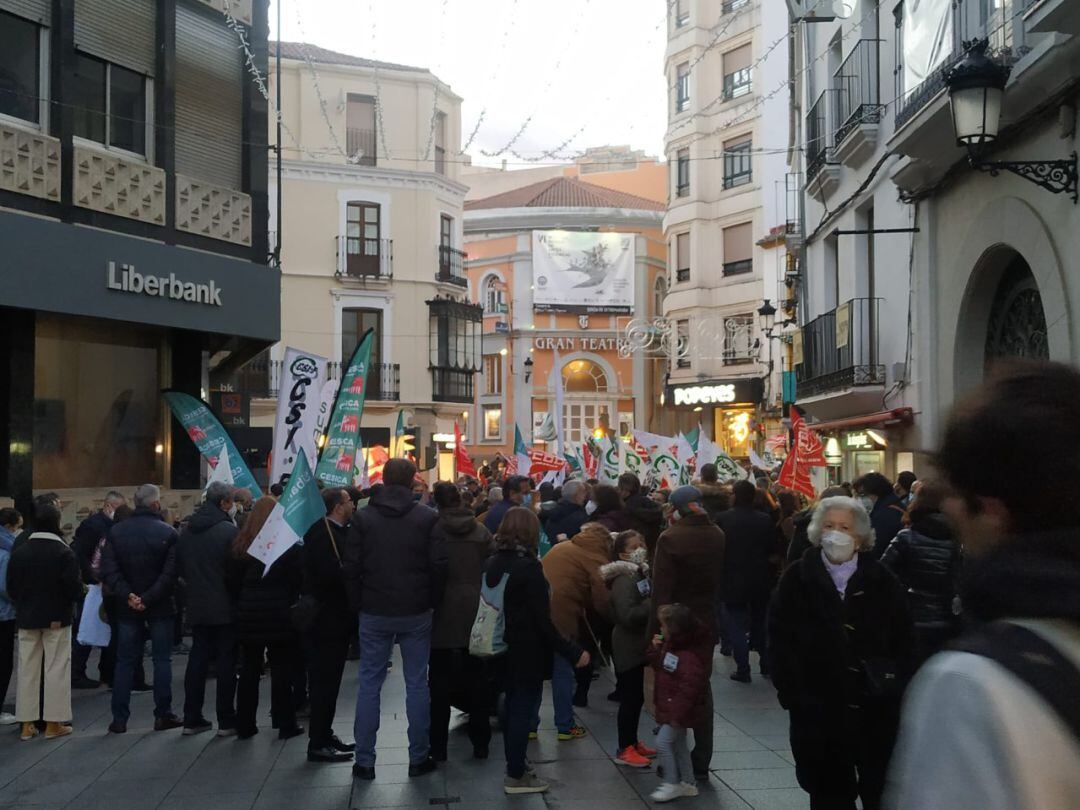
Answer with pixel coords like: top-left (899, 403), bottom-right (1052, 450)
top-left (984, 252), bottom-right (1049, 366)
top-left (561, 358), bottom-right (614, 446)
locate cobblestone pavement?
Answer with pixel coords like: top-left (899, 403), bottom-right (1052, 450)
top-left (0, 648), bottom-right (807, 809)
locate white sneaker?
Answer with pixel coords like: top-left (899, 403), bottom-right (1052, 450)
top-left (504, 773), bottom-right (550, 794)
top-left (649, 783), bottom-right (685, 803)
top-left (0, 712), bottom-right (17, 726)
top-left (680, 781), bottom-right (699, 797)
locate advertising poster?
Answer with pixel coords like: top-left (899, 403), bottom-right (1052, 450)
top-left (532, 231), bottom-right (635, 314)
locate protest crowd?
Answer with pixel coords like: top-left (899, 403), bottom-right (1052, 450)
top-left (3, 360), bottom-right (1080, 808)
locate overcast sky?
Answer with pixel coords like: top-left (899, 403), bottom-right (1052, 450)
top-left (268, 0), bottom-right (669, 167)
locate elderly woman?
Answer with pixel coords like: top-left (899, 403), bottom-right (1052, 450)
top-left (768, 496), bottom-right (912, 810)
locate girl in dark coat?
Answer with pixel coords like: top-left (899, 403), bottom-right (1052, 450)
top-left (229, 496), bottom-right (303, 740)
top-left (769, 496), bottom-right (912, 810)
top-left (646, 603), bottom-right (710, 803)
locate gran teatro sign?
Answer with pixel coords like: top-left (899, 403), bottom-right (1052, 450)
top-left (533, 336), bottom-right (630, 353)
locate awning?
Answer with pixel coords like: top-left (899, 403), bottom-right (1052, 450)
top-left (808, 407), bottom-right (914, 433)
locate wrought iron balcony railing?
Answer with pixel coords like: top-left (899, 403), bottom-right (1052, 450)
top-left (437, 246), bottom-right (468, 286)
top-left (834, 39), bottom-right (883, 145)
top-left (795, 297), bottom-right (886, 398)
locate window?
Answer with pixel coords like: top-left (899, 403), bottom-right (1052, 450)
top-left (675, 62), bottom-right (690, 113)
top-left (563, 359), bottom-right (608, 393)
top-left (484, 275), bottom-right (507, 313)
top-left (722, 222), bottom-right (753, 276)
top-left (675, 148), bottom-right (690, 197)
top-left (345, 202), bottom-right (382, 277)
top-left (675, 0), bottom-right (690, 27)
top-left (0, 12), bottom-right (41, 124)
top-left (723, 314), bottom-right (756, 365)
top-left (723, 136), bottom-right (752, 188)
top-left (722, 0), bottom-right (751, 11)
top-left (722, 45), bottom-right (752, 100)
top-left (71, 53), bottom-right (147, 155)
top-left (653, 276), bottom-right (667, 317)
top-left (428, 298), bottom-right (483, 402)
top-left (676, 320), bottom-right (690, 368)
top-left (675, 232), bottom-right (690, 282)
top-left (342, 308), bottom-right (382, 368)
top-left (483, 354), bottom-right (503, 395)
top-left (435, 111), bottom-right (447, 175)
top-left (346, 94), bottom-right (376, 166)
top-left (483, 405), bottom-right (502, 440)
top-left (441, 214), bottom-right (453, 250)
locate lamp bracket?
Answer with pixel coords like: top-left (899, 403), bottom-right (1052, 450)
top-left (971, 151), bottom-right (1078, 203)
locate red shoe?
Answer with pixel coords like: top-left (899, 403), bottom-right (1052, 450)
top-left (615, 745), bottom-right (651, 768)
top-left (636, 741), bottom-right (658, 758)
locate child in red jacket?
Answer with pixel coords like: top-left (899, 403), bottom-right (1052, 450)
top-left (647, 603), bottom-right (710, 803)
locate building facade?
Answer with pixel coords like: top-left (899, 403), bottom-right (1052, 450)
top-left (662, 0), bottom-right (792, 460)
top-left (0, 0), bottom-right (275, 523)
top-left (461, 162), bottom-right (667, 467)
top-left (255, 43), bottom-right (478, 482)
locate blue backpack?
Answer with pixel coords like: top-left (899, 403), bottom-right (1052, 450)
top-left (469, 572), bottom-right (510, 658)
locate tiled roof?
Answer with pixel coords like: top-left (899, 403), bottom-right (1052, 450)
top-left (273, 42), bottom-right (428, 74)
top-left (465, 176), bottom-right (665, 211)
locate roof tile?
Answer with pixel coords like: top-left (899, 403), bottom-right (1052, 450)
top-left (465, 176), bottom-right (664, 212)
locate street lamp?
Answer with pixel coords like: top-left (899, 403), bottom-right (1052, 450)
top-left (523, 356), bottom-right (533, 383)
top-left (945, 38), bottom-right (1078, 203)
top-left (757, 299), bottom-right (778, 336)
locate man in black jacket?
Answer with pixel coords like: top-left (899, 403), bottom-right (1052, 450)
top-left (303, 487), bottom-right (356, 763)
top-left (540, 480), bottom-right (589, 542)
top-left (344, 459), bottom-right (447, 780)
top-left (618, 473), bottom-right (664, 553)
top-left (717, 480), bottom-right (776, 682)
top-left (70, 490), bottom-right (126, 689)
top-left (100, 484), bottom-right (182, 734)
top-left (176, 482), bottom-right (238, 736)
top-left (483, 475), bottom-right (530, 535)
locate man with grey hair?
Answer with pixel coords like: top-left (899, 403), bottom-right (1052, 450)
top-left (71, 490), bottom-right (127, 688)
top-left (101, 484), bottom-right (182, 734)
top-left (176, 481), bottom-right (238, 736)
top-left (541, 480), bottom-right (589, 543)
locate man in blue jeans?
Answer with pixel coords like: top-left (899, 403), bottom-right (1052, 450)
top-left (100, 484), bottom-right (182, 734)
top-left (343, 459), bottom-right (447, 780)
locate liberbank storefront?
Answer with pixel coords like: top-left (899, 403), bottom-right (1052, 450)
top-left (0, 211), bottom-right (279, 520)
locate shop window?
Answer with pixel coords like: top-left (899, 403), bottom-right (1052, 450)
top-left (72, 53), bottom-right (148, 156)
top-left (483, 405), bottom-right (502, 440)
top-left (33, 314), bottom-right (160, 489)
top-left (0, 11), bottom-right (42, 125)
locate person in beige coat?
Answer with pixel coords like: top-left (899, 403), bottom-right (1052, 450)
top-left (539, 522), bottom-right (613, 739)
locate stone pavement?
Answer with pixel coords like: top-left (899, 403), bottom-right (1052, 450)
top-left (0, 648), bottom-right (807, 810)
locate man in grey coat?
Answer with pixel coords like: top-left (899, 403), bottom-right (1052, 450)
top-left (176, 482), bottom-right (238, 736)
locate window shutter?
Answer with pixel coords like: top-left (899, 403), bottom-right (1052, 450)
top-left (74, 0), bottom-right (155, 76)
top-left (175, 2), bottom-right (242, 189)
top-left (1, 0), bottom-right (51, 24)
top-left (724, 44), bottom-right (751, 74)
top-left (723, 222), bottom-right (753, 262)
top-left (676, 232), bottom-right (690, 269)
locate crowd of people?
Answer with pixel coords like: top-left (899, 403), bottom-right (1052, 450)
top-left (2, 361), bottom-right (1080, 807)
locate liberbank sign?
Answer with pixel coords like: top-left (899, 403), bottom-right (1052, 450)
top-left (107, 261), bottom-right (223, 306)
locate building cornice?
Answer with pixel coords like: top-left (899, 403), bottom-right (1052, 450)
top-left (277, 159), bottom-right (468, 198)
top-left (464, 206), bottom-right (663, 233)
top-left (277, 58), bottom-right (463, 103)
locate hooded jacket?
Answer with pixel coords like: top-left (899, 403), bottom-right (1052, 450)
top-left (601, 559), bottom-right (651, 673)
top-left (887, 540), bottom-right (1080, 810)
top-left (647, 623), bottom-right (712, 727)
top-left (7, 532), bottom-right (83, 630)
top-left (176, 502), bottom-right (238, 626)
top-left (880, 512), bottom-right (961, 630)
top-left (648, 513), bottom-right (725, 640)
top-left (432, 506), bottom-right (493, 649)
top-left (541, 522), bottom-right (613, 640)
top-left (343, 484), bottom-right (447, 617)
top-left (697, 483), bottom-right (730, 524)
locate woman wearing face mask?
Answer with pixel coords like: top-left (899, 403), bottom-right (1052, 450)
top-left (600, 531), bottom-right (657, 768)
top-left (768, 496), bottom-right (912, 810)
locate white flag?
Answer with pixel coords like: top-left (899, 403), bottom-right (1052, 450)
top-left (749, 448), bottom-right (778, 472)
top-left (205, 444), bottom-right (234, 492)
top-left (270, 348), bottom-right (328, 486)
top-left (248, 451), bottom-right (325, 574)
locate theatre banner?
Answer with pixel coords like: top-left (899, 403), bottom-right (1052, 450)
top-left (532, 231), bottom-right (635, 314)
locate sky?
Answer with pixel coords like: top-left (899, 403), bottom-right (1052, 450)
top-left (268, 0), bottom-right (670, 168)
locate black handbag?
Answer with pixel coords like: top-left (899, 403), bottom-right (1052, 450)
top-left (289, 518), bottom-right (342, 632)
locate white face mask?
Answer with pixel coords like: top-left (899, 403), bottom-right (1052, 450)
top-left (859, 496), bottom-right (874, 512)
top-left (228, 504), bottom-right (239, 519)
top-left (627, 546), bottom-right (649, 567)
top-left (821, 530), bottom-right (856, 564)
top-left (585, 500), bottom-right (597, 515)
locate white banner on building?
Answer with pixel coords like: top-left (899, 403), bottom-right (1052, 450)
top-left (902, 0), bottom-right (954, 97)
top-left (270, 348), bottom-right (329, 486)
top-left (532, 231), bottom-right (635, 313)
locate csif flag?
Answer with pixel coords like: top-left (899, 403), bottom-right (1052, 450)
top-left (164, 391), bottom-right (261, 499)
top-left (270, 348), bottom-right (328, 486)
top-left (314, 330), bottom-right (374, 487)
top-left (247, 450), bottom-right (324, 573)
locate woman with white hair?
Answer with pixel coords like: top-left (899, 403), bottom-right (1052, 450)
top-left (768, 496), bottom-right (912, 810)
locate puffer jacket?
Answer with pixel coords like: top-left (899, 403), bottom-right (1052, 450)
top-left (880, 512), bottom-right (961, 630)
top-left (230, 544), bottom-right (302, 644)
top-left (100, 508), bottom-right (178, 619)
top-left (541, 522), bottom-right (613, 640)
top-left (698, 483), bottom-right (730, 523)
top-left (431, 506), bottom-right (494, 649)
top-left (647, 623), bottom-right (712, 727)
top-left (601, 560), bottom-right (651, 673)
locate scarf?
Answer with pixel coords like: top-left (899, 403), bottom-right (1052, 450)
top-left (821, 550), bottom-right (859, 599)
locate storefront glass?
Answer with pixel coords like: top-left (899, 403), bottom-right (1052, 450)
top-left (33, 314), bottom-right (162, 489)
top-left (714, 407), bottom-right (755, 457)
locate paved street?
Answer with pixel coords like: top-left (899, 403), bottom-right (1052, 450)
top-left (0, 649), bottom-right (805, 810)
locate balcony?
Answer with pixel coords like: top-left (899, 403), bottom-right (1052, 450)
top-left (336, 236), bottom-right (393, 280)
top-left (805, 90), bottom-right (840, 198)
top-left (237, 354), bottom-right (401, 401)
top-left (437, 245), bottom-right (468, 286)
top-left (1027, 0), bottom-right (1080, 35)
top-left (832, 39), bottom-right (882, 167)
top-left (431, 367), bottom-right (475, 403)
top-left (723, 0), bottom-right (751, 11)
top-left (795, 297), bottom-right (885, 405)
top-left (346, 127), bottom-right (376, 167)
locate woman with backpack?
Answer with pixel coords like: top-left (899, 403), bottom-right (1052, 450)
top-left (480, 507), bottom-right (590, 796)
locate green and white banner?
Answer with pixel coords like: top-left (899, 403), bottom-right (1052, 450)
top-left (315, 330), bottom-right (374, 487)
top-left (164, 390), bottom-right (262, 498)
top-left (248, 450), bottom-right (324, 572)
top-left (696, 433), bottom-right (751, 483)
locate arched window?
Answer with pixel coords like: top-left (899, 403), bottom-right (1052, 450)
top-left (562, 359), bottom-right (608, 393)
top-left (483, 275), bottom-right (506, 313)
top-left (653, 276), bottom-right (667, 317)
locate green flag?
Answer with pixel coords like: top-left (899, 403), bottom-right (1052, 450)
top-left (315, 330), bottom-right (374, 487)
top-left (247, 450), bottom-right (324, 572)
top-left (164, 391), bottom-right (262, 498)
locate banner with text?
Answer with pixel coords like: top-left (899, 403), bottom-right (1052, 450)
top-left (164, 391), bottom-right (262, 499)
top-left (247, 450), bottom-right (324, 573)
top-left (532, 230), bottom-right (635, 314)
top-left (270, 348), bottom-right (328, 486)
top-left (314, 330), bottom-right (374, 487)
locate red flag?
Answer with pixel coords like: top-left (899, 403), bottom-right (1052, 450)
top-left (454, 422), bottom-right (477, 478)
top-left (777, 409), bottom-right (825, 499)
